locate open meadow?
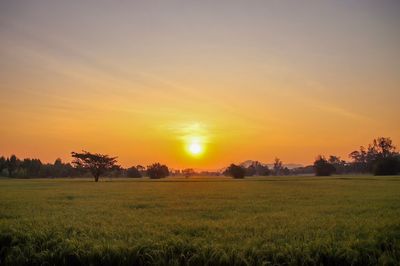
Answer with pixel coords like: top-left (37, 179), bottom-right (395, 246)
top-left (0, 176), bottom-right (399, 265)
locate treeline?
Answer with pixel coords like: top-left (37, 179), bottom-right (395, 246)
top-left (224, 137), bottom-right (400, 178)
top-left (0, 157), bottom-right (79, 178)
top-left (0, 153), bottom-right (210, 180)
top-left (0, 155), bottom-right (171, 180)
top-left (314, 137), bottom-right (400, 176)
top-left (1, 137), bottom-right (399, 180)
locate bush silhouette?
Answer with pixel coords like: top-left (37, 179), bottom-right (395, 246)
top-left (224, 164), bottom-right (246, 179)
top-left (147, 163), bottom-right (169, 179)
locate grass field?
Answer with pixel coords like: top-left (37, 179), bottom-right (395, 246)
top-left (0, 176), bottom-right (399, 265)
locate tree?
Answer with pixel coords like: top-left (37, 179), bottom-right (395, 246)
top-left (21, 158), bottom-right (42, 178)
top-left (349, 137), bottom-right (399, 174)
top-left (273, 158), bottom-right (283, 176)
top-left (255, 162), bottom-right (270, 176)
top-left (52, 158), bottom-right (65, 177)
top-left (313, 155), bottom-right (335, 176)
top-left (370, 137), bottom-right (396, 158)
top-left (245, 164), bottom-right (256, 176)
top-left (71, 151), bottom-right (118, 182)
top-left (224, 164), bottom-right (246, 179)
top-left (0, 156), bottom-right (6, 176)
top-left (245, 161), bottom-right (270, 176)
top-left (127, 166), bottom-right (142, 178)
top-left (182, 168), bottom-right (195, 178)
top-left (136, 165), bottom-right (146, 176)
top-left (146, 163), bottom-right (169, 179)
top-left (349, 146), bottom-right (368, 173)
top-left (373, 157), bottom-right (399, 176)
top-left (6, 155), bottom-right (18, 177)
top-left (328, 155), bottom-right (346, 174)
top-left (282, 167), bottom-right (291, 176)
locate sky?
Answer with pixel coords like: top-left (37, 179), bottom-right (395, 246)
top-left (0, 0), bottom-right (399, 170)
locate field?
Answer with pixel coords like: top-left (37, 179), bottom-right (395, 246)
top-left (0, 176), bottom-right (399, 265)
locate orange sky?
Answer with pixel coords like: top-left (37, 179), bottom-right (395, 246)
top-left (0, 1), bottom-right (399, 170)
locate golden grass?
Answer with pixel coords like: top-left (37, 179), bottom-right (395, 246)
top-left (0, 176), bottom-right (399, 265)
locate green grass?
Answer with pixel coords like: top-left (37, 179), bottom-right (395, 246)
top-left (0, 176), bottom-right (399, 265)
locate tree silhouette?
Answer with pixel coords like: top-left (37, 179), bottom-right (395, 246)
top-left (373, 157), bottom-right (399, 175)
top-left (349, 146), bottom-right (368, 173)
top-left (273, 158), bottom-right (283, 176)
top-left (71, 151), bottom-right (118, 182)
top-left (146, 163), bottom-right (169, 179)
top-left (6, 155), bottom-right (18, 177)
top-left (349, 137), bottom-right (399, 174)
top-left (370, 137), bottom-right (396, 158)
top-left (328, 155), bottom-right (346, 174)
top-left (245, 161), bottom-right (270, 176)
top-left (21, 158), bottom-right (42, 177)
top-left (127, 166), bottom-right (142, 178)
top-left (224, 164), bottom-right (246, 179)
top-left (313, 156), bottom-right (335, 176)
top-left (182, 168), bottom-right (195, 178)
top-left (0, 156), bottom-right (6, 176)
top-left (136, 165), bottom-right (146, 176)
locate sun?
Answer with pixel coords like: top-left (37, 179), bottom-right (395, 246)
top-left (179, 123), bottom-right (208, 157)
top-left (187, 142), bottom-right (203, 156)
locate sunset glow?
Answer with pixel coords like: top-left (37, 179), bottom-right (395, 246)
top-left (0, 1), bottom-right (399, 170)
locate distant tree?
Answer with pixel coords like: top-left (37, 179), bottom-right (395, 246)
top-left (370, 137), bottom-right (397, 159)
top-left (127, 166), bottom-right (142, 178)
top-left (349, 137), bottom-right (399, 174)
top-left (282, 167), bottom-right (291, 176)
top-left (182, 168), bottom-right (195, 178)
top-left (71, 151), bottom-right (118, 182)
top-left (146, 163), bottom-right (169, 179)
top-left (224, 164), bottom-right (246, 179)
top-left (52, 158), bottom-right (65, 177)
top-left (245, 161), bottom-right (270, 176)
top-left (313, 155), bottom-right (335, 176)
top-left (173, 169), bottom-right (181, 176)
top-left (349, 146), bottom-right (368, 173)
top-left (0, 156), bottom-right (6, 176)
top-left (6, 155), bottom-right (18, 177)
top-left (273, 158), bottom-right (283, 176)
top-left (373, 157), bottom-right (399, 176)
top-left (136, 165), bottom-right (146, 176)
top-left (255, 162), bottom-right (270, 176)
top-left (21, 158), bottom-right (42, 178)
top-left (245, 164), bottom-right (256, 176)
top-left (328, 155), bottom-right (346, 174)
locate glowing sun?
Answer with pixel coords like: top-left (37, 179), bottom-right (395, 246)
top-left (187, 142), bottom-right (203, 156)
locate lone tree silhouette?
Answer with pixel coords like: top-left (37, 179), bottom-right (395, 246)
top-left (71, 151), bottom-right (118, 182)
